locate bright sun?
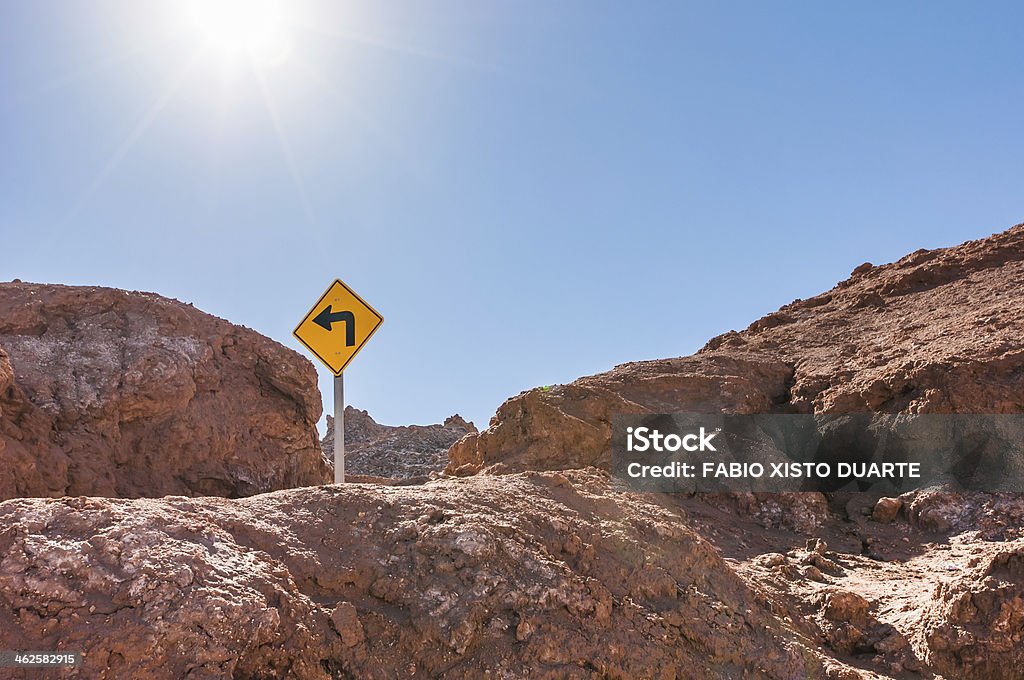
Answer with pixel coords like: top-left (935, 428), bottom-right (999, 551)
top-left (188, 0), bottom-right (292, 66)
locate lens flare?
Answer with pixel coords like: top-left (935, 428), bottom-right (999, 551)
top-left (188, 0), bottom-right (291, 66)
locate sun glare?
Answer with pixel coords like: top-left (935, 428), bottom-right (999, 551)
top-left (188, 0), bottom-right (292, 66)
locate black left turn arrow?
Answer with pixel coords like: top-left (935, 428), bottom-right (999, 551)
top-left (313, 306), bottom-right (356, 346)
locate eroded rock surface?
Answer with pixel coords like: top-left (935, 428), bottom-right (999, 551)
top-left (921, 542), bottom-right (1024, 677)
top-left (682, 489), bottom-right (1024, 680)
top-left (0, 283), bottom-right (330, 500)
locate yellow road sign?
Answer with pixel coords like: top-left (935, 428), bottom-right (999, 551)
top-left (293, 279), bottom-right (383, 375)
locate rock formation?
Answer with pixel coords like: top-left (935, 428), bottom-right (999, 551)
top-left (322, 407), bottom-right (475, 480)
top-left (2, 224), bottom-right (1024, 679)
top-left (0, 282), bottom-right (330, 500)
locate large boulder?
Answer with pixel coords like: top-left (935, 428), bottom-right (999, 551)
top-left (0, 282), bottom-right (330, 499)
top-left (448, 355), bottom-right (794, 475)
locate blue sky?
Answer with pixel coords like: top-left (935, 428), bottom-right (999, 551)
top-left (2, 1), bottom-right (1022, 430)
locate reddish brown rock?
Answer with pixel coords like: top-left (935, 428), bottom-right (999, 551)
top-left (0, 282), bottom-right (330, 500)
top-left (872, 497), bottom-right (902, 524)
top-left (448, 354), bottom-right (794, 475)
top-left (905, 488), bottom-right (1024, 539)
top-left (921, 541), bottom-right (1024, 677)
top-left (0, 347), bottom-right (70, 499)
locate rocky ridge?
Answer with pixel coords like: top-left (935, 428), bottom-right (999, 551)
top-left (448, 224), bottom-right (1024, 475)
top-left (0, 282), bottom-right (330, 500)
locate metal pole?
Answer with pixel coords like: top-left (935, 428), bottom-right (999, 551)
top-left (334, 373), bottom-right (344, 484)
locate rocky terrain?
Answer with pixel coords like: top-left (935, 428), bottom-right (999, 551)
top-left (0, 471), bottom-right (840, 679)
top-left (2, 473), bottom-right (1022, 679)
top-left (0, 283), bottom-right (330, 500)
top-left (1, 224), bottom-right (1024, 679)
top-left (321, 407), bottom-right (475, 481)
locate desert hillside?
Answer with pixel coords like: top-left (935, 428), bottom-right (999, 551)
top-left (448, 223), bottom-right (1024, 475)
top-left (1, 224), bottom-right (1023, 679)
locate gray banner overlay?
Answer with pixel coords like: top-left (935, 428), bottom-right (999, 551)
top-left (612, 414), bottom-right (1024, 493)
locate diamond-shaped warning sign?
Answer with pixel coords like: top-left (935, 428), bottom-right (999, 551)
top-left (293, 279), bottom-right (383, 375)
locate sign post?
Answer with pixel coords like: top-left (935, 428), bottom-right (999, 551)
top-left (334, 374), bottom-right (344, 483)
top-left (294, 279), bottom-right (383, 484)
